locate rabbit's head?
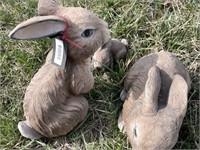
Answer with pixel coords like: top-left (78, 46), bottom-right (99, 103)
top-left (92, 39), bottom-right (112, 69)
top-left (9, 0), bottom-right (110, 62)
top-left (92, 39), bottom-right (128, 70)
top-left (125, 67), bottom-right (188, 149)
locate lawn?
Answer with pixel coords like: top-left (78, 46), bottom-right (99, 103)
top-left (0, 0), bottom-right (199, 149)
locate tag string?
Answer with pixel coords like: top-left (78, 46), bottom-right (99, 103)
top-left (61, 17), bottom-right (83, 50)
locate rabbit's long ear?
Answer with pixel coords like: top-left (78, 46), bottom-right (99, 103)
top-left (9, 16), bottom-right (66, 40)
top-left (141, 66), bottom-right (161, 116)
top-left (168, 74), bottom-right (188, 116)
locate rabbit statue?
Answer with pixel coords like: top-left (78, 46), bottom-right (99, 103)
top-left (118, 51), bottom-right (191, 149)
top-left (9, 0), bottom-right (110, 139)
top-left (92, 38), bottom-right (128, 70)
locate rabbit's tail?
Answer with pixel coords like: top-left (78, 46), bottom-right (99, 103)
top-left (27, 96), bottom-right (88, 137)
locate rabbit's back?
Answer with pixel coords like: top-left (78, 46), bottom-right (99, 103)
top-left (124, 51), bottom-right (190, 98)
top-left (122, 51), bottom-right (191, 120)
top-left (23, 51), bottom-right (90, 137)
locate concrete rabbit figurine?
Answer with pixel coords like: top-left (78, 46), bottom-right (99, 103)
top-left (118, 51), bottom-right (191, 149)
top-left (92, 38), bottom-right (128, 70)
top-left (9, 0), bottom-right (110, 139)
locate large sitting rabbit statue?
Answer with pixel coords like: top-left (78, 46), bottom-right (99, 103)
top-left (9, 0), bottom-right (114, 139)
top-left (118, 51), bottom-right (191, 149)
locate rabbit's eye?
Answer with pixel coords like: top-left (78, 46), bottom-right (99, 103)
top-left (81, 29), bottom-right (94, 38)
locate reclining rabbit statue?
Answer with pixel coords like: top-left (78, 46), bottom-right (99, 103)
top-left (9, 0), bottom-right (111, 139)
top-left (118, 51), bottom-right (191, 149)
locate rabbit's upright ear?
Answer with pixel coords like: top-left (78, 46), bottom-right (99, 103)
top-left (141, 66), bottom-right (161, 116)
top-left (9, 16), bottom-right (66, 40)
top-left (167, 74), bottom-right (188, 116)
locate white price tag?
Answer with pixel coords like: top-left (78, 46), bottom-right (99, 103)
top-left (52, 38), bottom-right (67, 69)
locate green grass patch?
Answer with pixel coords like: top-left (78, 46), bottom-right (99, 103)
top-left (0, 0), bottom-right (199, 149)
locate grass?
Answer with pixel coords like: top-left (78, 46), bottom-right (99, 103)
top-left (0, 0), bottom-right (199, 149)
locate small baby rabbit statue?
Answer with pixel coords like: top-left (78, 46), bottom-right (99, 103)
top-left (92, 38), bottom-right (128, 70)
top-left (118, 51), bottom-right (191, 149)
top-left (9, 0), bottom-right (110, 139)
